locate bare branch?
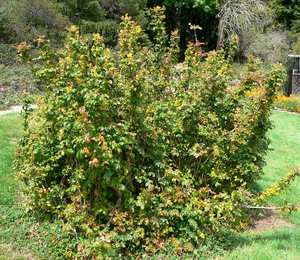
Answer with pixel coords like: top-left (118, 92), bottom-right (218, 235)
top-left (217, 0), bottom-right (273, 49)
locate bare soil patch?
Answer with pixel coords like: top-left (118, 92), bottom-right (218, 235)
top-left (250, 209), bottom-right (295, 232)
top-left (0, 243), bottom-right (34, 260)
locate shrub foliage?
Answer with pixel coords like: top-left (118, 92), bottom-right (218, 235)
top-left (14, 7), bottom-right (296, 258)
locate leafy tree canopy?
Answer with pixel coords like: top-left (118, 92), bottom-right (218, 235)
top-left (149, 0), bottom-right (221, 12)
top-left (267, 0), bottom-right (300, 30)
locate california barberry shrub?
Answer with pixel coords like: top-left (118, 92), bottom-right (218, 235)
top-left (14, 7), bottom-right (296, 259)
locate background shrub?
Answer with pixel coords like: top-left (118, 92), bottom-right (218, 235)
top-left (291, 34), bottom-right (300, 54)
top-left (14, 8), bottom-right (295, 258)
top-left (0, 0), bottom-right (69, 45)
top-left (243, 29), bottom-right (290, 66)
top-left (0, 43), bottom-right (42, 110)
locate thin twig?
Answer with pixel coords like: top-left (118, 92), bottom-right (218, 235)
top-left (240, 205), bottom-right (298, 210)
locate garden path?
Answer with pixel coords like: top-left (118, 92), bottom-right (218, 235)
top-left (0, 105), bottom-right (37, 116)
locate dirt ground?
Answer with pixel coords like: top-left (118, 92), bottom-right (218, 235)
top-left (250, 209), bottom-right (295, 232)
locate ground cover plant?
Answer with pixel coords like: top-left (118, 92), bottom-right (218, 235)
top-left (0, 63), bottom-right (37, 110)
top-left (13, 7), bottom-right (299, 258)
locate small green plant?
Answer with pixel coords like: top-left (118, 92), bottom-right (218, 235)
top-left (14, 7), bottom-right (298, 258)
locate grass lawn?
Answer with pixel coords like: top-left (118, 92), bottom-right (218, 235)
top-left (213, 227), bottom-right (300, 260)
top-left (0, 114), bottom-right (62, 259)
top-left (0, 113), bottom-right (29, 259)
top-left (260, 110), bottom-right (300, 224)
top-left (0, 110), bottom-right (299, 259)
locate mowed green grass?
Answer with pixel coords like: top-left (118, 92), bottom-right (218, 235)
top-left (212, 227), bottom-right (300, 260)
top-left (260, 110), bottom-right (300, 224)
top-left (0, 110), bottom-right (299, 259)
top-left (0, 114), bottom-right (61, 259)
top-left (0, 113), bottom-right (26, 259)
top-left (0, 113), bottom-right (21, 198)
top-left (0, 113), bottom-right (22, 211)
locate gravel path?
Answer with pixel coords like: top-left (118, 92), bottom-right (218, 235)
top-left (0, 105), bottom-right (38, 116)
top-left (0, 106), bottom-right (24, 116)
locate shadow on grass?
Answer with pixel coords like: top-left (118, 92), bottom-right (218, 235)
top-left (213, 226), bottom-right (300, 260)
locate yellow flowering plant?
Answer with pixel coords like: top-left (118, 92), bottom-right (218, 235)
top-left (275, 92), bottom-right (300, 113)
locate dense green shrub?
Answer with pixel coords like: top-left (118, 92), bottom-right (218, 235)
top-left (14, 7), bottom-right (297, 258)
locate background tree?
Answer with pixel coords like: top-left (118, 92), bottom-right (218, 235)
top-left (147, 0), bottom-right (221, 56)
top-left (267, 0), bottom-right (300, 29)
top-left (216, 0), bottom-right (272, 50)
top-left (266, 0), bottom-right (300, 53)
top-left (56, 0), bottom-right (147, 46)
